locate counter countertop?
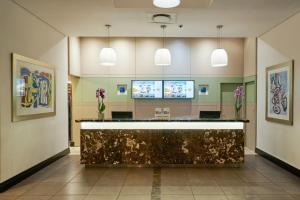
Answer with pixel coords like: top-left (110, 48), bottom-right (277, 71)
top-left (76, 118), bottom-right (249, 123)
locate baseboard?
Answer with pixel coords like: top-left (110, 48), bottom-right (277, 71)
top-left (255, 148), bottom-right (300, 177)
top-left (0, 148), bottom-right (70, 192)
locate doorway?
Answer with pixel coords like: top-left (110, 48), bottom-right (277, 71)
top-left (68, 82), bottom-right (75, 147)
top-left (220, 83), bottom-right (243, 119)
top-left (244, 81), bottom-right (256, 151)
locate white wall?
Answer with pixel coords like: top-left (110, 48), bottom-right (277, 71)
top-left (257, 13), bottom-right (300, 169)
top-left (244, 38), bottom-right (257, 77)
top-left (69, 37), bottom-right (81, 76)
top-left (0, 0), bottom-right (68, 182)
top-left (243, 38), bottom-right (257, 151)
top-left (79, 37), bottom-right (245, 77)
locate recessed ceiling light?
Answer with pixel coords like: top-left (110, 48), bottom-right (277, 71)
top-left (153, 0), bottom-right (181, 8)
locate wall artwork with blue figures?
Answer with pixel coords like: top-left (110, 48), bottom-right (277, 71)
top-left (20, 67), bottom-right (53, 108)
top-left (117, 84), bottom-right (127, 96)
top-left (12, 54), bottom-right (55, 122)
top-left (266, 61), bottom-right (293, 125)
top-left (199, 85), bottom-right (209, 96)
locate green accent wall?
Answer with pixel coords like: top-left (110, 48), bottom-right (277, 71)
top-left (74, 76), bottom-right (247, 105)
top-left (221, 83), bottom-right (243, 103)
top-left (244, 75), bottom-right (256, 83)
top-left (244, 75), bottom-right (257, 103)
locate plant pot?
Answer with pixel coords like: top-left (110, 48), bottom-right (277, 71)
top-left (98, 112), bottom-right (104, 120)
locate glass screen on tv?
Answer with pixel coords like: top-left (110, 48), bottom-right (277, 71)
top-left (164, 80), bottom-right (194, 99)
top-left (132, 80), bottom-right (163, 99)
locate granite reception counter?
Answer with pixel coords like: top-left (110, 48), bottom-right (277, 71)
top-left (76, 118), bottom-right (249, 167)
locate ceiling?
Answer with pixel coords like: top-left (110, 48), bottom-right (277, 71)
top-left (114, 0), bottom-right (213, 8)
top-left (14, 0), bottom-right (300, 37)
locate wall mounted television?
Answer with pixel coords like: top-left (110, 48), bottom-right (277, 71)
top-left (163, 80), bottom-right (195, 99)
top-left (131, 80), bottom-right (163, 99)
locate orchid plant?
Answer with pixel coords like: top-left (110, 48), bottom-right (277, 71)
top-left (234, 86), bottom-right (244, 119)
top-left (96, 88), bottom-right (106, 114)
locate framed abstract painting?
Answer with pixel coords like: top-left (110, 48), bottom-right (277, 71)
top-left (266, 60), bottom-right (294, 125)
top-left (12, 53), bottom-right (56, 122)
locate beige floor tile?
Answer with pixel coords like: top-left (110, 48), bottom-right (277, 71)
top-left (188, 179), bottom-right (218, 186)
top-left (24, 182), bottom-right (66, 196)
top-left (225, 195), bottom-right (247, 200)
top-left (194, 195), bottom-right (228, 200)
top-left (161, 194), bottom-right (195, 200)
top-left (226, 194), bottom-right (295, 200)
top-left (236, 172), bottom-right (270, 183)
top-left (120, 186), bottom-right (152, 195)
top-left (50, 195), bottom-right (86, 200)
top-left (161, 186), bottom-right (192, 195)
top-left (89, 186), bottom-right (122, 195)
top-left (16, 196), bottom-right (51, 200)
top-left (2, 155), bottom-right (300, 200)
top-left (221, 186), bottom-right (247, 195)
top-left (70, 174), bottom-right (99, 185)
top-left (57, 183), bottom-right (93, 195)
top-left (245, 183), bottom-right (288, 195)
top-left (216, 180), bottom-right (246, 187)
top-left (191, 186), bottom-right (224, 195)
top-left (95, 177), bottom-right (125, 186)
top-left (123, 181), bottom-right (153, 186)
top-left (1, 182), bottom-right (37, 196)
top-left (117, 195), bottom-right (151, 200)
top-left (277, 182), bottom-right (300, 194)
top-left (253, 195), bottom-right (294, 200)
top-left (84, 195), bottom-right (117, 200)
top-left (0, 196), bottom-right (18, 200)
top-left (161, 179), bottom-right (189, 186)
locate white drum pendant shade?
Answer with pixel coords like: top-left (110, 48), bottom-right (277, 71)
top-left (100, 47), bottom-right (117, 66)
top-left (211, 48), bottom-right (228, 67)
top-left (155, 48), bottom-right (171, 66)
top-left (153, 0), bottom-right (181, 8)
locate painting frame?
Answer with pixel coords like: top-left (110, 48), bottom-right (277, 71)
top-left (265, 60), bottom-right (294, 125)
top-left (117, 84), bottom-right (128, 96)
top-left (199, 84), bottom-right (209, 96)
top-left (12, 53), bottom-right (56, 122)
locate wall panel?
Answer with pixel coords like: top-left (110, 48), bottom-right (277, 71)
top-left (0, 0), bottom-right (68, 182)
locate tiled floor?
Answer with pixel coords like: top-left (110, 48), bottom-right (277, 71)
top-left (0, 155), bottom-right (300, 200)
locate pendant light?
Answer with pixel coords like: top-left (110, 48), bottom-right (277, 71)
top-left (155, 25), bottom-right (171, 66)
top-left (211, 25), bottom-right (228, 67)
top-left (153, 0), bottom-right (181, 8)
top-left (99, 24), bottom-right (117, 66)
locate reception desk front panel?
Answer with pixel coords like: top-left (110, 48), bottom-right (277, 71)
top-left (77, 119), bottom-right (248, 167)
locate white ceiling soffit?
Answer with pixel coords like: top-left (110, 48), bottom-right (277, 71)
top-left (14, 0), bottom-right (300, 37)
top-left (114, 0), bottom-right (213, 8)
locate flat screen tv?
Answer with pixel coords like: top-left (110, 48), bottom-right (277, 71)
top-left (132, 80), bottom-right (163, 99)
top-left (163, 80), bottom-right (195, 99)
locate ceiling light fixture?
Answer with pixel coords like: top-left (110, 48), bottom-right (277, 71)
top-left (153, 0), bottom-right (181, 8)
top-left (155, 25), bottom-right (171, 66)
top-left (99, 24), bottom-right (117, 66)
top-left (211, 25), bottom-right (228, 67)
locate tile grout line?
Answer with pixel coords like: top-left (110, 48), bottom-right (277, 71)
top-left (81, 168), bottom-right (107, 199)
top-left (185, 168), bottom-right (197, 200)
top-left (115, 169), bottom-right (130, 200)
top-left (80, 168), bottom-right (107, 199)
top-left (151, 167), bottom-right (161, 200)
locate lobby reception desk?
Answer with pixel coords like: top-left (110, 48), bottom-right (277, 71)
top-left (76, 119), bottom-right (249, 167)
